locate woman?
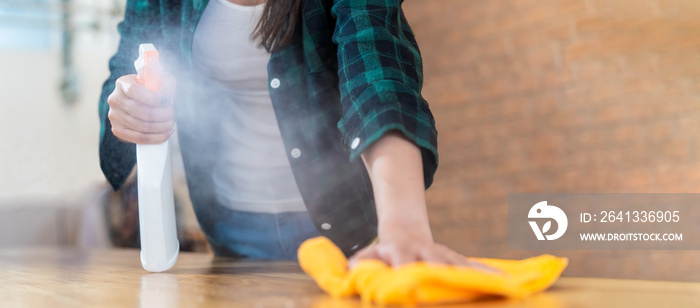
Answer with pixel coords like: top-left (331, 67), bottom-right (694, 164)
top-left (99, 0), bottom-right (483, 269)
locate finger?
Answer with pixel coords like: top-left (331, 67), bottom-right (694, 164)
top-left (109, 108), bottom-right (174, 134)
top-left (117, 75), bottom-right (162, 106)
top-left (109, 94), bottom-right (174, 123)
top-left (418, 248), bottom-right (452, 266)
top-left (379, 246), bottom-right (415, 268)
top-left (442, 249), bottom-right (473, 267)
top-left (348, 246), bottom-right (380, 269)
top-left (112, 125), bottom-right (174, 145)
top-left (443, 250), bottom-right (500, 274)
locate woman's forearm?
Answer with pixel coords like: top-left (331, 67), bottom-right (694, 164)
top-left (360, 130), bottom-right (434, 243)
top-left (353, 131), bottom-right (496, 270)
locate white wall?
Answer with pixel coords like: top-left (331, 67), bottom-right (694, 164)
top-left (0, 31), bottom-right (115, 204)
top-left (0, 1), bottom-right (199, 247)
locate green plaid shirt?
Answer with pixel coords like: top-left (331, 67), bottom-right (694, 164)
top-left (98, 0), bottom-right (438, 255)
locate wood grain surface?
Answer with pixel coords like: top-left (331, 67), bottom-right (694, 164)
top-left (1, 249), bottom-right (698, 307)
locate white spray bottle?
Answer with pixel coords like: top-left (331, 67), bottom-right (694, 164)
top-left (133, 43), bottom-right (179, 272)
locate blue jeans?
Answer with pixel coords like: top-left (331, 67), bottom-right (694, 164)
top-left (195, 205), bottom-right (322, 260)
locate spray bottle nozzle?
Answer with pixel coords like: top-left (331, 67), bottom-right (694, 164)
top-left (134, 43), bottom-right (162, 92)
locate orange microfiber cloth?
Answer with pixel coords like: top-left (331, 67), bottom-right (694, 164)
top-left (298, 237), bottom-right (568, 306)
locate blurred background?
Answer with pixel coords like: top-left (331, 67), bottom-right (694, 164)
top-left (1, 0), bottom-right (699, 281)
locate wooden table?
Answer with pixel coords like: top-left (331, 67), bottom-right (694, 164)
top-left (1, 249), bottom-right (699, 307)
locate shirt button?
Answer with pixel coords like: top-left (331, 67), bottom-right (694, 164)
top-left (290, 148), bottom-right (301, 158)
top-left (270, 78), bottom-right (280, 89)
top-left (350, 137), bottom-right (360, 150)
top-left (321, 223), bottom-right (331, 230)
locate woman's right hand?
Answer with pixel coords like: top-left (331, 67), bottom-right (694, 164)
top-left (107, 72), bottom-right (177, 144)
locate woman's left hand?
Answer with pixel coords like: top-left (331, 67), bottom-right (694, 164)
top-left (347, 226), bottom-right (498, 273)
top-left (354, 131), bottom-right (498, 272)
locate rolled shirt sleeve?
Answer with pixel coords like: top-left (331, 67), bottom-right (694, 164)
top-left (331, 0), bottom-right (439, 189)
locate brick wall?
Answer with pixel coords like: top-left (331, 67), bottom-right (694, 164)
top-left (403, 0), bottom-right (700, 281)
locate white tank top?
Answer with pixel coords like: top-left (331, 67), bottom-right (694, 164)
top-left (191, 0), bottom-right (307, 213)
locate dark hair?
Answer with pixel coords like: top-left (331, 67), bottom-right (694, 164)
top-left (252, 0), bottom-right (302, 52)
